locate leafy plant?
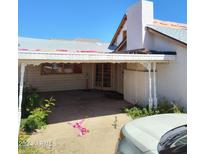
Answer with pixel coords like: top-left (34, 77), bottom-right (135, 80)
top-left (123, 106), bottom-right (159, 119)
top-left (23, 108), bottom-right (47, 132)
top-left (172, 104), bottom-right (183, 113)
top-left (22, 86), bottom-right (40, 118)
top-left (21, 86), bottom-right (56, 119)
top-left (20, 86), bottom-right (57, 134)
top-left (21, 96), bottom-right (56, 132)
top-left (20, 119), bottom-right (27, 130)
top-left (39, 97), bottom-right (56, 114)
top-left (157, 98), bottom-right (184, 113)
top-left (123, 98), bottom-right (184, 119)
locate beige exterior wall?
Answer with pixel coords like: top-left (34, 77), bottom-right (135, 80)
top-left (24, 63), bottom-right (125, 93)
top-left (113, 63), bottom-right (126, 94)
top-left (24, 64), bottom-right (91, 92)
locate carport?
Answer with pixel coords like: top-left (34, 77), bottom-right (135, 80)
top-left (18, 51), bottom-right (176, 127)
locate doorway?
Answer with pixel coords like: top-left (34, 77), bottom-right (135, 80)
top-left (95, 63), bottom-right (112, 90)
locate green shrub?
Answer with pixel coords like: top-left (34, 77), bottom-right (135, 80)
top-left (21, 86), bottom-right (56, 132)
top-left (157, 98), bottom-right (184, 113)
top-left (123, 106), bottom-right (160, 119)
top-left (23, 108), bottom-right (47, 132)
top-left (22, 87), bottom-right (41, 118)
top-left (22, 86), bottom-right (56, 119)
top-left (20, 119), bottom-right (27, 130)
top-left (123, 98), bottom-right (184, 119)
top-left (39, 97), bottom-right (56, 114)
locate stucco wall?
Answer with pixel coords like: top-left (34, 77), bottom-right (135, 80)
top-left (148, 34), bottom-right (187, 108)
top-left (157, 46), bottom-right (187, 108)
top-left (124, 0), bottom-right (187, 108)
top-left (123, 63), bottom-right (149, 105)
top-left (127, 0), bottom-right (153, 50)
top-left (124, 68), bottom-right (149, 106)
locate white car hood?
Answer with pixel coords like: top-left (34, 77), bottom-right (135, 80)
top-left (122, 113), bottom-right (187, 152)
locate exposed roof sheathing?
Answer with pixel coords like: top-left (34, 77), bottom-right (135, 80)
top-left (18, 37), bottom-right (113, 53)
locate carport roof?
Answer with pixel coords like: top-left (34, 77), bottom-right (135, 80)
top-left (19, 51), bottom-right (176, 65)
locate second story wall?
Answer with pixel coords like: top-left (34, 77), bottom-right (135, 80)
top-left (127, 0), bottom-right (153, 50)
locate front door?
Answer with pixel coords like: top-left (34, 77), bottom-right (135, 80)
top-left (95, 63), bottom-right (112, 90)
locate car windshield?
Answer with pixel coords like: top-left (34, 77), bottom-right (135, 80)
top-left (158, 125), bottom-right (187, 154)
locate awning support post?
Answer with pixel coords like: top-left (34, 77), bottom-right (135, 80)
top-left (18, 63), bottom-right (26, 131)
top-left (147, 63), bottom-right (153, 109)
top-left (153, 62), bottom-right (158, 108)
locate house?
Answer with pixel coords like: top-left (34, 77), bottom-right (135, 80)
top-left (18, 0), bottom-right (187, 122)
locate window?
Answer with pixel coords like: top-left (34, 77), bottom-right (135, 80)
top-left (41, 63), bottom-right (82, 75)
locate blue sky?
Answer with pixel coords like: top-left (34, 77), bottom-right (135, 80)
top-left (18, 0), bottom-right (187, 42)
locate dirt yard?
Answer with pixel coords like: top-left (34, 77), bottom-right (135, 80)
top-left (28, 90), bottom-right (132, 154)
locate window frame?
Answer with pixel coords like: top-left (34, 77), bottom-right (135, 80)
top-left (41, 63), bottom-right (82, 75)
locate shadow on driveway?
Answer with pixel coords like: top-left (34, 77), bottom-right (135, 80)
top-left (39, 90), bottom-right (131, 124)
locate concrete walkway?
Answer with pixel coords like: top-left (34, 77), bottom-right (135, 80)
top-left (28, 90), bottom-right (132, 154)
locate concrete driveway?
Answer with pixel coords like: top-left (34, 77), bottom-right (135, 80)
top-left (28, 90), bottom-right (132, 154)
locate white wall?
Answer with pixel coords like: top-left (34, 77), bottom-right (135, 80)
top-left (147, 34), bottom-right (187, 108)
top-left (111, 0), bottom-right (187, 108)
top-left (127, 0), bottom-right (153, 50)
top-left (124, 69), bottom-right (149, 106)
top-left (123, 41), bottom-right (187, 109)
top-left (124, 63), bottom-right (149, 106)
top-left (157, 46), bottom-right (187, 108)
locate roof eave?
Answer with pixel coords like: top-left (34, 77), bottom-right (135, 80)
top-left (146, 27), bottom-right (187, 47)
top-left (109, 14), bottom-right (127, 47)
